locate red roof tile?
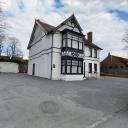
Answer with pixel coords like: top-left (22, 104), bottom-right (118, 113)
top-left (37, 20), bottom-right (55, 33)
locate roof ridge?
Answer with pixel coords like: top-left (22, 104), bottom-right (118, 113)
top-left (111, 55), bottom-right (128, 60)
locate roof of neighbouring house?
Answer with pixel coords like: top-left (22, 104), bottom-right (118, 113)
top-left (101, 54), bottom-right (128, 67)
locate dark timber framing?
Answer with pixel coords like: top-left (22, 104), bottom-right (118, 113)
top-left (61, 29), bottom-right (84, 75)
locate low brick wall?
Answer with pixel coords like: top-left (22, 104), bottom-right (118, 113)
top-left (101, 72), bottom-right (128, 78)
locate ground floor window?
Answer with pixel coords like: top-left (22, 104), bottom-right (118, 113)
top-left (94, 63), bottom-right (97, 73)
top-left (89, 63), bottom-right (92, 73)
top-left (61, 58), bottom-right (83, 74)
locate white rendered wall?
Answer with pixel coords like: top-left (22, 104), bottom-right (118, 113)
top-left (28, 23), bottom-right (52, 79)
top-left (52, 33), bottom-right (61, 80)
top-left (60, 75), bottom-right (83, 81)
top-left (84, 46), bottom-right (100, 78)
top-left (31, 24), bottom-right (43, 46)
top-left (28, 53), bottom-right (51, 79)
top-left (0, 62), bottom-right (19, 73)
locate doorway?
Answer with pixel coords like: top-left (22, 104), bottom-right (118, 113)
top-left (32, 63), bottom-right (35, 75)
top-left (84, 62), bottom-right (85, 77)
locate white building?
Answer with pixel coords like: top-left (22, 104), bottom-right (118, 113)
top-left (27, 14), bottom-right (102, 81)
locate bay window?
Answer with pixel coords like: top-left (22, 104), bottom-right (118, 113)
top-left (61, 30), bottom-right (84, 75)
top-left (61, 58), bottom-right (83, 74)
top-left (62, 31), bottom-right (84, 50)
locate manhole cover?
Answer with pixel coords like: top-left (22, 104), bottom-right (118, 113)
top-left (40, 101), bottom-right (59, 114)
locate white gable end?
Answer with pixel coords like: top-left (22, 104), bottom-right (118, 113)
top-left (58, 20), bottom-right (81, 33)
top-left (31, 24), bottom-right (45, 46)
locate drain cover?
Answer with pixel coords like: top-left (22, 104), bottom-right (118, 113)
top-left (40, 101), bottom-right (59, 114)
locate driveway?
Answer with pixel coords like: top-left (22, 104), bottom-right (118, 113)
top-left (0, 73), bottom-right (128, 128)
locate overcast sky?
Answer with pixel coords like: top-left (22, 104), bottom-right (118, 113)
top-left (1, 0), bottom-right (128, 60)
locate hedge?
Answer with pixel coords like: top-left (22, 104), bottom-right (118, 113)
top-left (0, 56), bottom-right (28, 64)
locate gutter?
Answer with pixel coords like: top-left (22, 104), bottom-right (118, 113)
top-left (51, 33), bottom-right (54, 80)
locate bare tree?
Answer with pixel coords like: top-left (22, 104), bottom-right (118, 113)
top-left (7, 37), bottom-right (23, 58)
top-left (0, 1), bottom-right (8, 56)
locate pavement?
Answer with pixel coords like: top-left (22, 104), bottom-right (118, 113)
top-left (0, 73), bottom-right (128, 128)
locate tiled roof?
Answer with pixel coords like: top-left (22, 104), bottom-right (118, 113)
top-left (37, 20), bottom-right (55, 33)
top-left (113, 55), bottom-right (128, 65)
top-left (101, 54), bottom-right (128, 67)
top-left (85, 40), bottom-right (103, 50)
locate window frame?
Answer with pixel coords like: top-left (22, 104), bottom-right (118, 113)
top-left (61, 58), bottom-right (83, 75)
top-left (89, 48), bottom-right (92, 57)
top-left (89, 63), bottom-right (92, 73)
top-left (94, 63), bottom-right (97, 73)
top-left (62, 32), bottom-right (84, 51)
top-left (94, 49), bottom-right (97, 58)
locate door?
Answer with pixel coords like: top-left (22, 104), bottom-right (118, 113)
top-left (32, 63), bottom-right (35, 75)
top-left (84, 62), bottom-right (85, 77)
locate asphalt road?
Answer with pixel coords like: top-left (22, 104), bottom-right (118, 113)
top-left (0, 73), bottom-right (128, 128)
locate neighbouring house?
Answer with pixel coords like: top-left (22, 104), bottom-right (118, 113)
top-left (101, 53), bottom-right (128, 76)
top-left (27, 14), bottom-right (102, 81)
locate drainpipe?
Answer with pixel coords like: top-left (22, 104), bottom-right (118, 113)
top-left (51, 33), bottom-right (53, 80)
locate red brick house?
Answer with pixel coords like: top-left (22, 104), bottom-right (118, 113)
top-left (101, 53), bottom-right (128, 75)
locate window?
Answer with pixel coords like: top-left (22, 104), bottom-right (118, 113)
top-left (94, 64), bottom-right (97, 73)
top-left (62, 32), bottom-right (84, 50)
top-left (72, 40), bottom-right (78, 49)
top-left (62, 66), bottom-right (65, 73)
top-left (79, 42), bottom-right (82, 50)
top-left (89, 63), bottom-right (92, 73)
top-left (72, 66), bottom-right (77, 73)
top-left (67, 39), bottom-right (71, 47)
top-left (63, 39), bottom-right (67, 47)
top-left (89, 48), bottom-right (92, 57)
top-left (94, 49), bottom-right (97, 58)
top-left (61, 58), bottom-right (83, 74)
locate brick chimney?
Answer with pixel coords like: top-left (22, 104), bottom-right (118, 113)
top-left (87, 32), bottom-right (92, 43)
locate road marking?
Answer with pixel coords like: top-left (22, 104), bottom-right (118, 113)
top-left (87, 115), bottom-right (113, 128)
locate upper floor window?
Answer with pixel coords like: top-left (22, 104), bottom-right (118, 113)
top-left (89, 48), bottom-right (92, 57)
top-left (62, 32), bottom-right (84, 50)
top-left (94, 49), bottom-right (97, 58)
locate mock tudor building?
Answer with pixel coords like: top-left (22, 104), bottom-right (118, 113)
top-left (27, 14), bottom-right (102, 80)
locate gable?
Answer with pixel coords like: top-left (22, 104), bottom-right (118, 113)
top-left (27, 20), bottom-right (46, 49)
top-left (27, 14), bottom-right (83, 49)
top-left (58, 20), bottom-right (81, 33)
top-left (55, 14), bottom-right (83, 34)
